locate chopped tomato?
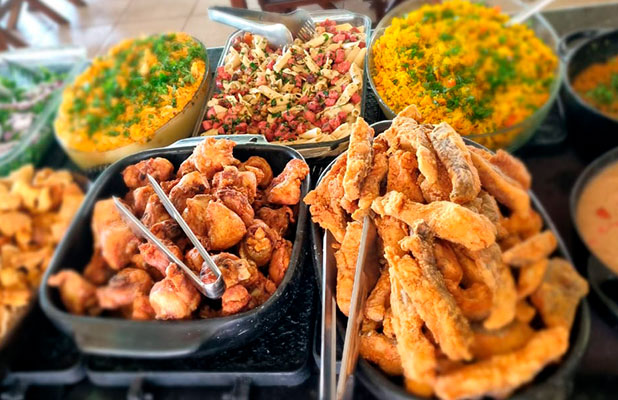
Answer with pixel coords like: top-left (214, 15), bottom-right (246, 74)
top-left (283, 111), bottom-right (295, 122)
top-left (218, 126), bottom-right (225, 134)
top-left (328, 117), bottom-right (340, 131)
top-left (304, 110), bottom-right (316, 123)
top-left (597, 207), bottom-right (611, 219)
top-left (308, 101), bottom-right (321, 112)
top-left (335, 48), bottom-right (346, 63)
top-left (298, 95), bottom-right (309, 105)
top-left (338, 111), bottom-right (348, 121)
top-left (359, 41), bottom-right (366, 49)
top-left (504, 114), bottom-right (518, 127)
top-left (334, 61), bottom-right (351, 74)
top-left (325, 98), bottom-right (336, 107)
top-left (202, 121), bottom-right (213, 131)
top-left (328, 90), bottom-right (339, 100)
top-left (350, 93), bottom-right (361, 105)
top-left (351, 27), bottom-right (359, 33)
top-left (296, 123), bottom-right (306, 135)
top-left (446, 78), bottom-right (456, 88)
top-left (333, 33), bottom-right (346, 43)
top-left (206, 107), bottom-right (217, 119)
top-left (266, 59), bottom-right (276, 70)
top-left (295, 75), bottom-right (303, 88)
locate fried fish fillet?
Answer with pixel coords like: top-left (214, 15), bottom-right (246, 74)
top-left (434, 326), bottom-right (569, 400)
top-left (389, 268), bottom-right (437, 385)
top-left (343, 118), bottom-right (374, 202)
top-left (515, 299), bottom-right (537, 324)
top-left (353, 137), bottom-right (389, 220)
top-left (387, 223), bottom-right (473, 361)
top-left (359, 331), bottom-right (403, 376)
top-left (365, 269), bottom-right (391, 322)
top-left (387, 150), bottom-right (425, 203)
top-left (304, 155), bottom-right (348, 243)
top-left (451, 282), bottom-right (492, 322)
top-left (374, 215), bottom-right (409, 257)
top-left (334, 221), bottom-right (363, 316)
top-left (372, 191), bottom-right (496, 251)
top-left (469, 148), bottom-right (530, 214)
top-left (470, 320), bottom-right (535, 360)
top-left (433, 240), bottom-right (463, 291)
top-left (517, 258), bottom-right (549, 299)
top-left (531, 257), bottom-right (589, 329)
top-left (428, 123), bottom-right (481, 204)
top-left (502, 230), bottom-right (558, 267)
top-left (490, 149), bottom-right (532, 190)
top-left (502, 208), bottom-right (543, 240)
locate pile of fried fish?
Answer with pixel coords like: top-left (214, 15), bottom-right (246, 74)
top-left (305, 106), bottom-right (588, 400)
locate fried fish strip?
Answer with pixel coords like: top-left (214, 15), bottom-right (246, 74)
top-left (388, 223), bottom-right (473, 361)
top-left (353, 137), bottom-right (389, 220)
top-left (434, 327), bottom-right (569, 400)
top-left (386, 150), bottom-right (424, 203)
top-left (304, 155), bottom-right (348, 243)
top-left (477, 191), bottom-right (508, 238)
top-left (515, 299), bottom-right (537, 324)
top-left (365, 269), bottom-right (391, 322)
top-left (374, 215), bottom-right (408, 257)
top-left (372, 191), bottom-right (496, 251)
top-left (502, 230), bottom-right (558, 267)
top-left (389, 268), bottom-right (437, 385)
top-left (451, 282), bottom-right (492, 322)
top-left (334, 221), bottom-right (363, 316)
top-left (343, 118), bottom-right (374, 202)
top-left (469, 148), bottom-right (530, 214)
top-left (517, 258), bottom-right (549, 299)
top-left (502, 208), bottom-right (543, 239)
top-left (433, 240), bottom-right (463, 291)
top-left (470, 320), bottom-right (535, 360)
top-left (428, 123), bottom-right (481, 204)
top-left (490, 149), bottom-right (532, 190)
top-left (359, 331), bottom-right (403, 376)
top-left (531, 257), bottom-right (589, 329)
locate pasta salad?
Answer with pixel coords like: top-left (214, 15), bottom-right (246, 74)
top-left (201, 19), bottom-right (366, 144)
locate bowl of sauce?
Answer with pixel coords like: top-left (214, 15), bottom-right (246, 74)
top-left (572, 146), bottom-right (618, 274)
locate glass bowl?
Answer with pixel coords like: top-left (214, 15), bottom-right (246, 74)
top-left (366, 0), bottom-right (563, 151)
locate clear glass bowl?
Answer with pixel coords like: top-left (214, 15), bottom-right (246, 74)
top-left (366, 0), bottom-right (563, 151)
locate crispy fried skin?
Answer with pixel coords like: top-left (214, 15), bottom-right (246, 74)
top-left (192, 137), bottom-right (238, 179)
top-left (256, 206), bottom-right (294, 236)
top-left (470, 320), bottom-right (535, 360)
top-left (490, 149), bottom-right (532, 190)
top-left (434, 327), bottom-right (569, 400)
top-left (141, 194), bottom-right (171, 228)
top-left (428, 123), bottom-right (481, 204)
top-left (475, 191), bottom-right (508, 239)
top-left (382, 307), bottom-right (395, 338)
top-left (212, 166), bottom-right (257, 204)
top-left (531, 257), bottom-right (589, 329)
top-left (374, 215), bottom-right (408, 258)
top-left (365, 269), bottom-right (391, 322)
top-left (122, 157), bottom-right (174, 189)
top-left (138, 241), bottom-right (183, 275)
top-left (215, 188), bottom-right (254, 226)
top-left (83, 250), bottom-right (114, 286)
top-left (502, 230), bottom-right (558, 267)
top-left (433, 241), bottom-right (463, 291)
top-left (517, 258), bottom-right (549, 299)
top-left (353, 137), bottom-right (389, 220)
top-left (268, 238), bottom-right (292, 286)
top-left (372, 191), bottom-right (496, 251)
top-left (389, 270), bottom-right (437, 385)
top-left (168, 171), bottom-right (209, 212)
top-left (359, 331), bottom-right (404, 376)
top-left (202, 201), bottom-right (247, 251)
top-left (304, 155), bottom-right (348, 243)
top-left (469, 148), bottom-right (530, 214)
top-left (48, 270), bottom-right (99, 315)
top-left (92, 199), bottom-right (140, 270)
top-left (452, 282), bottom-right (492, 321)
top-left (96, 268), bottom-right (154, 310)
top-left (266, 159), bottom-right (310, 205)
top-left (343, 118), bottom-right (374, 202)
top-left (239, 219), bottom-right (277, 267)
top-left (334, 221), bottom-right (363, 316)
top-left (387, 150), bottom-right (425, 203)
top-left (208, 253), bottom-right (259, 288)
top-left (149, 263), bottom-right (200, 320)
top-left (240, 156), bottom-right (273, 188)
top-left (515, 299), bottom-right (537, 324)
top-left (129, 186), bottom-right (154, 218)
top-left (221, 284), bottom-right (251, 315)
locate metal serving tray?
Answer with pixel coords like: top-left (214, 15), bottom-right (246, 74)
top-left (192, 10), bottom-right (372, 159)
top-left (311, 120), bottom-right (591, 400)
top-left (39, 135), bottom-right (309, 358)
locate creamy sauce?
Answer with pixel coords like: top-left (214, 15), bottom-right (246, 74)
top-left (577, 162), bottom-right (618, 274)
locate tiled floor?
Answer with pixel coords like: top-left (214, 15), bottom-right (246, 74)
top-left (2, 0), bottom-right (618, 57)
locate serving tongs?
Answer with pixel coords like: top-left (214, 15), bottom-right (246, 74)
top-left (113, 174), bottom-right (225, 299)
top-left (208, 6), bottom-right (316, 48)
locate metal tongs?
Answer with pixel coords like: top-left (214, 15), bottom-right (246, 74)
top-left (208, 6), bottom-right (316, 48)
top-left (113, 174), bottom-right (225, 299)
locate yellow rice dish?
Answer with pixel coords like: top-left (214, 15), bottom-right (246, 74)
top-left (371, 0), bottom-right (558, 136)
top-left (55, 32), bottom-right (206, 153)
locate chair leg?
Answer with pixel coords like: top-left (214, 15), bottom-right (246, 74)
top-left (0, 28), bottom-right (27, 48)
top-left (7, 0), bottom-right (23, 30)
top-left (67, 0), bottom-right (87, 6)
top-left (26, 0), bottom-right (69, 25)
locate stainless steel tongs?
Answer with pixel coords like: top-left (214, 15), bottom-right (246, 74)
top-left (113, 174), bottom-right (226, 299)
top-left (208, 6), bottom-right (316, 48)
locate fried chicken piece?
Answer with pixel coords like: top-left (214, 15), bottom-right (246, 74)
top-left (304, 155), bottom-right (348, 243)
top-left (239, 220), bottom-right (277, 267)
top-left (531, 257), bottom-right (588, 330)
top-left (392, 222), bottom-right (473, 361)
top-left (129, 186), bottom-right (154, 218)
top-left (389, 272), bottom-right (437, 386)
top-left (428, 122), bottom-right (481, 204)
top-left (515, 299), bottom-right (537, 324)
top-left (372, 191), bottom-right (496, 251)
top-left (359, 331), bottom-right (404, 376)
top-left (469, 148), bottom-right (530, 214)
top-left (434, 327), bottom-right (569, 400)
top-left (465, 244), bottom-right (517, 330)
top-left (149, 263), bottom-right (201, 320)
top-left (470, 320), bottom-right (535, 360)
top-left (183, 194), bottom-right (213, 236)
top-left (375, 215), bottom-right (408, 257)
top-left (96, 267), bottom-right (154, 310)
top-left (168, 171), bottom-right (209, 212)
top-left (177, 155), bottom-right (198, 178)
top-left (451, 282), bottom-right (492, 321)
top-left (517, 258), bottom-right (549, 299)
top-left (268, 238), bottom-right (292, 286)
top-left (212, 166), bottom-right (257, 204)
top-left (92, 199), bottom-right (140, 270)
top-left (365, 269), bottom-right (390, 322)
top-left (221, 284), bottom-right (251, 315)
top-left (240, 156), bottom-right (273, 188)
top-left (246, 271), bottom-right (277, 308)
top-left (353, 137), bottom-right (389, 220)
top-left (83, 250), bottom-right (114, 286)
top-left (334, 221), bottom-right (363, 316)
top-left (266, 159), bottom-right (310, 205)
top-left (202, 201), bottom-right (247, 251)
top-left (150, 219), bottom-right (182, 242)
top-left (192, 137), bottom-right (238, 179)
top-left (141, 194), bottom-right (171, 228)
top-left (215, 188), bottom-right (254, 226)
top-left (48, 270), bottom-right (98, 315)
top-left (343, 118), bottom-right (374, 202)
top-left (502, 230), bottom-right (557, 267)
top-left (209, 252), bottom-right (259, 288)
top-left (386, 150), bottom-right (424, 203)
top-left (433, 241), bottom-right (463, 291)
top-left (130, 294), bottom-right (155, 320)
top-left (184, 247), bottom-right (203, 274)
top-left (502, 208), bottom-right (543, 240)
top-left (256, 206), bottom-right (294, 236)
top-left (138, 241), bottom-right (183, 275)
top-left (122, 157), bottom-right (175, 189)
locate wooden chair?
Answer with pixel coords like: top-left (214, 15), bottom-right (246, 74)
top-left (229, 0), bottom-right (337, 12)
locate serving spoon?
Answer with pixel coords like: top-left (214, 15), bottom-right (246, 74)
top-left (506, 0), bottom-right (555, 26)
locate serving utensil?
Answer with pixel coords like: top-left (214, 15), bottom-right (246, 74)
top-left (320, 231), bottom-right (338, 400)
top-left (113, 176), bottom-right (225, 300)
top-left (336, 216), bottom-right (381, 400)
top-left (208, 6), bottom-right (315, 48)
top-left (506, 0), bottom-right (555, 26)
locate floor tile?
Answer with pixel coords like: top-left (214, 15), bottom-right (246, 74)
top-left (184, 15), bottom-right (236, 47)
top-left (98, 17), bottom-right (188, 55)
top-left (54, 25), bottom-right (114, 57)
top-left (118, 0), bottom-right (198, 23)
top-left (33, 0), bottom-right (130, 28)
top-left (194, 0), bottom-right (236, 15)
